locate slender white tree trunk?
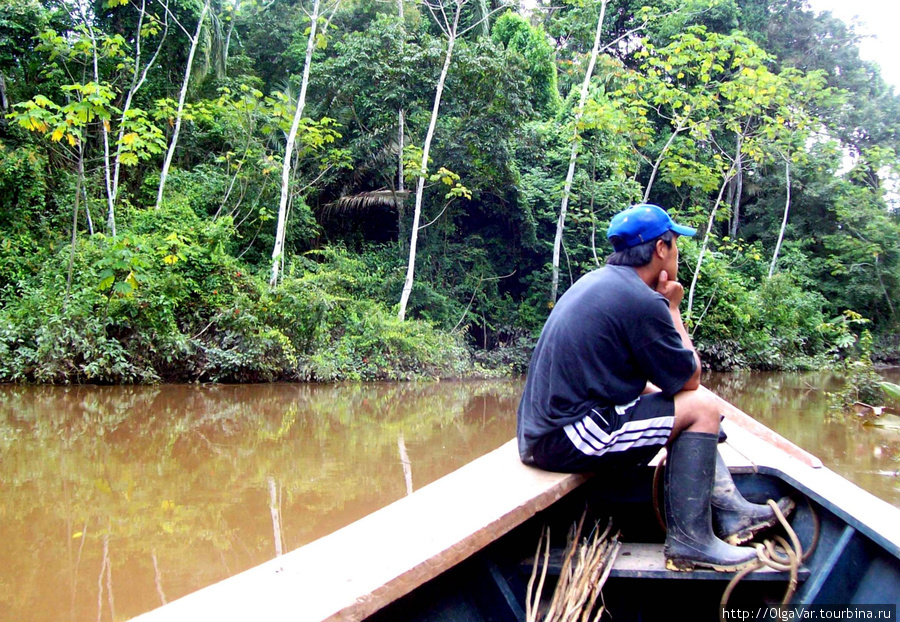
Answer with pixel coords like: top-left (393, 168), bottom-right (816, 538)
top-left (79, 11), bottom-right (116, 236)
top-left (83, 185), bottom-right (94, 235)
top-left (397, 108), bottom-right (407, 251)
top-left (0, 73), bottom-right (8, 113)
top-left (397, 7), bottom-right (459, 321)
top-left (222, 0), bottom-right (241, 76)
top-left (156, 0), bottom-right (211, 210)
top-left (729, 140), bottom-right (743, 238)
top-left (112, 0), bottom-right (168, 214)
top-left (550, 0), bottom-right (608, 304)
top-left (687, 162), bottom-right (737, 319)
top-left (642, 119), bottom-right (686, 203)
top-left (269, 0), bottom-right (321, 286)
top-left (396, 0), bottom-right (406, 249)
top-left (769, 158), bottom-right (791, 279)
top-left (398, 109), bottom-right (405, 195)
top-left (65, 145), bottom-right (85, 309)
top-left (477, 0), bottom-right (490, 36)
top-left (95, 66), bottom-right (115, 234)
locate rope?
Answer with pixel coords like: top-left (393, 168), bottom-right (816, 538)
top-left (652, 456), bottom-right (667, 533)
top-left (719, 498), bottom-right (821, 619)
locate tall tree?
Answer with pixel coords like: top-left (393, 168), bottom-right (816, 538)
top-left (397, 0), bottom-right (500, 320)
top-left (31, 0), bottom-right (122, 233)
top-left (622, 26), bottom-right (821, 320)
top-left (54, 0), bottom-right (118, 232)
top-left (109, 0), bottom-right (169, 228)
top-left (270, 0), bottom-right (343, 286)
top-left (768, 155), bottom-right (790, 279)
top-left (155, 0), bottom-right (211, 210)
top-left (9, 81), bottom-right (117, 300)
top-left (550, 0), bottom-right (608, 305)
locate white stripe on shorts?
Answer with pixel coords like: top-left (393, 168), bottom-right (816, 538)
top-left (614, 398), bottom-right (639, 415)
top-left (563, 412), bottom-right (674, 457)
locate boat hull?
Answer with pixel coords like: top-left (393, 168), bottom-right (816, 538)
top-left (371, 458), bottom-right (900, 621)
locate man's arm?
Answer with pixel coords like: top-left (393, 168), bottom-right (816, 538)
top-left (656, 270), bottom-right (701, 391)
top-left (643, 381), bottom-right (660, 394)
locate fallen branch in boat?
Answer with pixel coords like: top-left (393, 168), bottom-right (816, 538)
top-left (528, 512), bottom-right (621, 622)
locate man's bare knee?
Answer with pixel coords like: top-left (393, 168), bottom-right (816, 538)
top-left (671, 390), bottom-right (721, 437)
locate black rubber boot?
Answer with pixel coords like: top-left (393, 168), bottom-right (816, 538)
top-left (664, 431), bottom-right (758, 572)
top-left (713, 450), bottom-right (795, 545)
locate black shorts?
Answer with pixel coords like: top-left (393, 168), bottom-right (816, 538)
top-left (530, 392), bottom-right (675, 473)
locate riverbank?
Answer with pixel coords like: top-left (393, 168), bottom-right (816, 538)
top-left (1, 208), bottom-right (895, 385)
top-left (0, 319), bottom-right (893, 385)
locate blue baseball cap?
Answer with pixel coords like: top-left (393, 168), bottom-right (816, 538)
top-left (607, 204), bottom-right (696, 252)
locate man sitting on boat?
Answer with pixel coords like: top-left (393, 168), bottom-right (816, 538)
top-left (517, 203), bottom-right (792, 572)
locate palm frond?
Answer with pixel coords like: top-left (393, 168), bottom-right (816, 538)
top-left (320, 189), bottom-right (410, 219)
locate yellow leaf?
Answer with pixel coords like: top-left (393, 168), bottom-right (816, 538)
top-left (163, 254), bottom-right (179, 265)
top-left (51, 128), bottom-right (64, 142)
top-left (122, 132), bottom-right (138, 145)
top-left (103, 120), bottom-right (111, 132)
top-left (72, 532), bottom-right (83, 539)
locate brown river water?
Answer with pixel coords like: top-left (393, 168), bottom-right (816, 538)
top-left (1, 373), bottom-right (898, 622)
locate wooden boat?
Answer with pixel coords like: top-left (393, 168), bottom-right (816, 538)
top-left (132, 390), bottom-right (900, 621)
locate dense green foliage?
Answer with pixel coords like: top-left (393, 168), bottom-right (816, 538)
top-left (1, 0), bottom-right (898, 383)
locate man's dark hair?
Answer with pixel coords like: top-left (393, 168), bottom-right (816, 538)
top-left (606, 230), bottom-right (675, 267)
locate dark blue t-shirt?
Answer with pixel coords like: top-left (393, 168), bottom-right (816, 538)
top-left (517, 265), bottom-right (696, 463)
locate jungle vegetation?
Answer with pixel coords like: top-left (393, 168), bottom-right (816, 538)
top-left (1, 0), bottom-right (898, 383)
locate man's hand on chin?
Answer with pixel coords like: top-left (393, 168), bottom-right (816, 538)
top-left (656, 270), bottom-right (684, 310)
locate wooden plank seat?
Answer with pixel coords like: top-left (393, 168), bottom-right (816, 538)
top-left (523, 542), bottom-right (811, 582)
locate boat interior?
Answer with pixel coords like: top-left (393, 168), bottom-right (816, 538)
top-left (370, 457), bottom-right (900, 622)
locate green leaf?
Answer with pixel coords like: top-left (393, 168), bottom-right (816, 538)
top-left (98, 269), bottom-right (115, 290)
top-left (879, 381), bottom-right (900, 401)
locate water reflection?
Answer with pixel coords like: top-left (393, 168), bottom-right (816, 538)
top-left (0, 381), bottom-right (519, 622)
top-left (1, 374), bottom-right (898, 622)
top-left (705, 371), bottom-right (900, 509)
